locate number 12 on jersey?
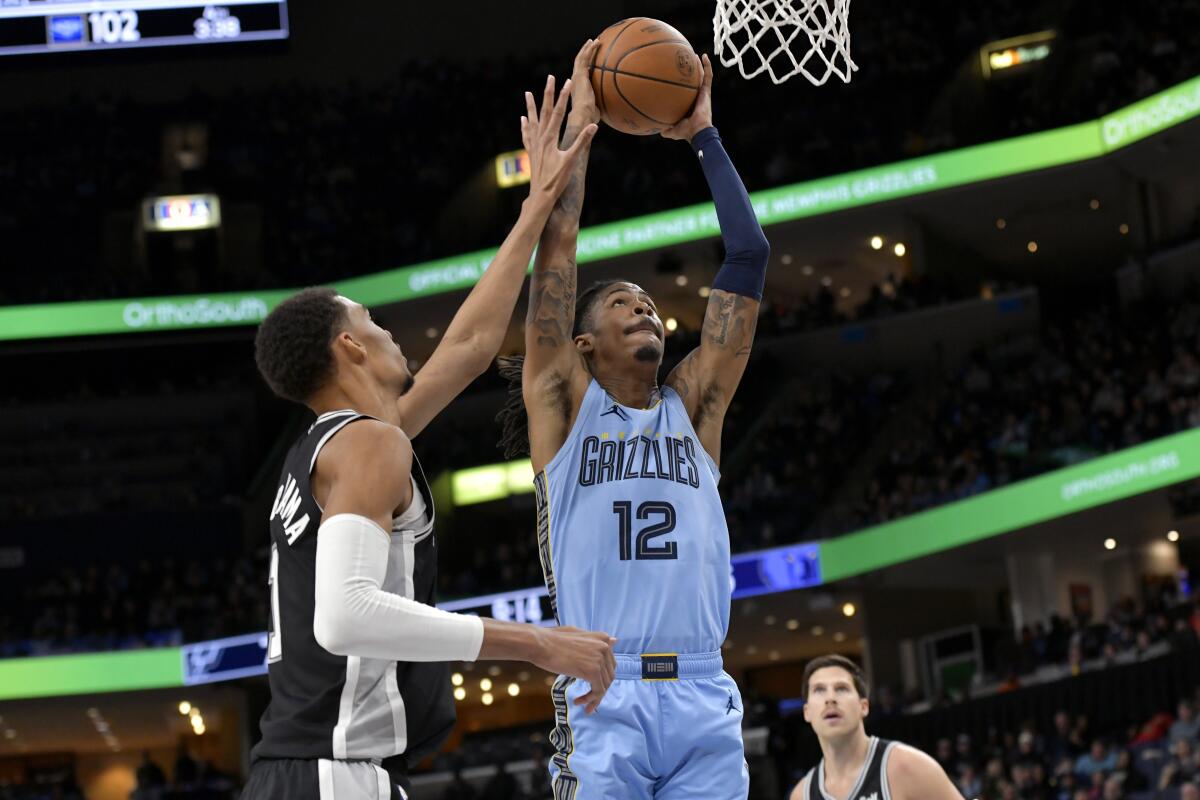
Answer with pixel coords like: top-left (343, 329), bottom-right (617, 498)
top-left (613, 501), bottom-right (678, 560)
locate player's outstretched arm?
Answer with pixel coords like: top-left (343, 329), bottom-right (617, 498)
top-left (312, 420), bottom-right (617, 710)
top-left (887, 744), bottom-right (963, 800)
top-left (662, 55), bottom-right (770, 465)
top-left (395, 74), bottom-right (598, 439)
top-left (523, 39), bottom-right (602, 473)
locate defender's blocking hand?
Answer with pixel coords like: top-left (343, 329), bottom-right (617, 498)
top-left (522, 75), bottom-right (599, 204)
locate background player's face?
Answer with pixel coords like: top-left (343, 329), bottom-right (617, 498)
top-left (337, 297), bottom-right (414, 396)
top-left (576, 282), bottom-right (665, 367)
top-left (803, 666), bottom-right (869, 739)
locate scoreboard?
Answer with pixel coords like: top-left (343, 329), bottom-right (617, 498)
top-left (0, 0), bottom-right (288, 57)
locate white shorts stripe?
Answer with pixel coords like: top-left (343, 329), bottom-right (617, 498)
top-left (373, 765), bottom-right (391, 799)
top-left (317, 759), bottom-right (335, 800)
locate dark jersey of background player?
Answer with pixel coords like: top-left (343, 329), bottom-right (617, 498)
top-left (241, 79), bottom-right (615, 800)
top-left (791, 655), bottom-right (961, 800)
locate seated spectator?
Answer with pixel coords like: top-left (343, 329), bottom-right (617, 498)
top-left (1172, 700), bottom-right (1200, 746)
top-left (1075, 739), bottom-right (1117, 780)
top-left (1160, 738), bottom-right (1200, 790)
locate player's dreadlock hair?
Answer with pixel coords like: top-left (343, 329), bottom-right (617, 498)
top-left (496, 279), bottom-right (625, 458)
top-left (255, 287), bottom-right (349, 404)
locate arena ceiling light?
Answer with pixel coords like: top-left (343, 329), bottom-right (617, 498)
top-left (980, 31), bottom-right (1056, 78)
top-left (494, 149), bottom-right (532, 189)
top-left (1168, 530), bottom-right (1180, 542)
top-left (142, 193), bottom-right (221, 232)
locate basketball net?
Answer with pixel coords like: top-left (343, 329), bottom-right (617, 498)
top-left (714, 0), bottom-right (856, 85)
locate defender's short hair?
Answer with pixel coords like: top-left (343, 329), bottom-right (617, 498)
top-left (255, 287), bottom-right (348, 403)
top-left (802, 654), bottom-right (868, 700)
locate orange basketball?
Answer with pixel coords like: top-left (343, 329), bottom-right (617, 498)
top-left (589, 18), bottom-right (702, 136)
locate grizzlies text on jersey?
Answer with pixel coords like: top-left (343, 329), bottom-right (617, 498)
top-left (537, 379), bottom-right (731, 655)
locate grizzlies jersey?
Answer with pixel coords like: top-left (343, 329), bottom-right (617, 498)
top-left (805, 737), bottom-right (897, 800)
top-left (252, 410), bottom-right (455, 772)
top-left (536, 379), bottom-right (731, 655)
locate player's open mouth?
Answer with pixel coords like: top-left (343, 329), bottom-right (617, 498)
top-left (823, 711), bottom-right (842, 721)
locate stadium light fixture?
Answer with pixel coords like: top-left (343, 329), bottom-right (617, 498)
top-left (508, 683), bottom-right (520, 697)
top-left (893, 243), bottom-right (906, 257)
top-left (1027, 241), bottom-right (1038, 253)
top-left (675, 275), bottom-right (688, 286)
top-left (1104, 538), bottom-right (1117, 550)
top-left (996, 218), bottom-right (1007, 229)
top-left (481, 693), bottom-right (494, 706)
top-left (451, 673), bottom-right (463, 687)
top-left (665, 318), bottom-right (678, 333)
top-left (869, 236), bottom-right (884, 250)
top-left (842, 602), bottom-right (856, 617)
top-left (1168, 530), bottom-right (1180, 542)
top-left (178, 701), bottom-right (191, 715)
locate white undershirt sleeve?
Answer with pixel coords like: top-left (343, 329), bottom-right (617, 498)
top-left (312, 513), bottom-right (484, 662)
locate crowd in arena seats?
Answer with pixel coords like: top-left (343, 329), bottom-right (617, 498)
top-left (823, 290), bottom-right (1200, 537)
top-left (992, 580), bottom-right (1200, 696)
top-left (924, 701), bottom-right (1200, 800)
top-left (2, 0), bottom-right (1198, 305)
top-left (0, 552), bottom-right (267, 657)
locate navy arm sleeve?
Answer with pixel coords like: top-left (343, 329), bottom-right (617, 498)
top-left (691, 126), bottom-right (770, 300)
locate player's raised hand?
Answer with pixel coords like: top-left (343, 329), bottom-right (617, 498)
top-left (523, 75), bottom-right (599, 204)
top-left (570, 39), bottom-right (603, 126)
top-left (534, 625), bottom-right (617, 714)
top-left (661, 53), bottom-right (714, 143)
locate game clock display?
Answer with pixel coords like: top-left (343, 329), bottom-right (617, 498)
top-left (0, 0), bottom-right (288, 57)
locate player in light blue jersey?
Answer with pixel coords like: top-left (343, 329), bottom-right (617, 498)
top-left (497, 40), bottom-right (769, 800)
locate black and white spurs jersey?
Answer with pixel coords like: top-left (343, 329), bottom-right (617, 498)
top-left (805, 737), bottom-right (897, 800)
top-left (252, 409), bottom-right (454, 772)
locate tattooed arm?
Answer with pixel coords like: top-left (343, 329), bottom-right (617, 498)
top-left (523, 40), bottom-right (602, 473)
top-left (663, 55), bottom-right (769, 465)
top-left (664, 290), bottom-right (759, 464)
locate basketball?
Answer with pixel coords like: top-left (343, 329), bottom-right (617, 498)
top-left (589, 18), bottom-right (703, 136)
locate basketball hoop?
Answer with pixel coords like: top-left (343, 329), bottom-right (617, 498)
top-left (714, 0), bottom-right (856, 85)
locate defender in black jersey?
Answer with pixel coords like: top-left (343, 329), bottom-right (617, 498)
top-left (790, 656), bottom-right (960, 800)
top-left (243, 77), bottom-right (616, 800)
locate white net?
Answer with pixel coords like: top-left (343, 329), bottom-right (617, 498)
top-left (714, 0), bottom-right (857, 85)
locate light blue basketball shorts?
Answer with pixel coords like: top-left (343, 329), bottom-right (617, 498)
top-left (547, 651), bottom-right (750, 800)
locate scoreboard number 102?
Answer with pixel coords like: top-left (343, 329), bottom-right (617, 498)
top-left (87, 10), bottom-right (141, 44)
